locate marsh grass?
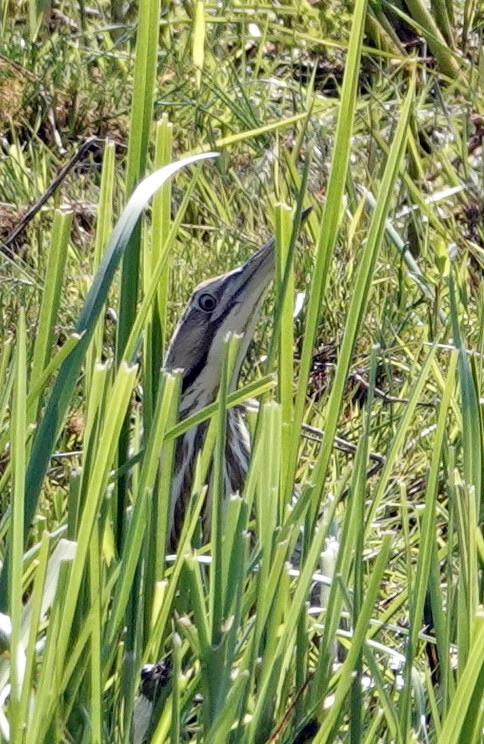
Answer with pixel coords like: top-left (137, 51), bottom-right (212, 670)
top-left (0, 0), bottom-right (483, 742)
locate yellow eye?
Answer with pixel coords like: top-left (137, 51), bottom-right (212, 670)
top-left (198, 293), bottom-right (217, 312)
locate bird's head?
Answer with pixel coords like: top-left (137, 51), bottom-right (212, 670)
top-left (164, 209), bottom-right (310, 411)
top-left (164, 233), bottom-right (274, 408)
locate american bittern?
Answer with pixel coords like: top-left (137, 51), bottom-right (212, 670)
top-left (164, 209), bottom-right (309, 547)
top-left (133, 210), bottom-right (310, 743)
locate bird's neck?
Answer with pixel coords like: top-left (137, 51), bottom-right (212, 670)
top-left (178, 379), bottom-right (217, 420)
top-left (169, 400), bottom-right (250, 549)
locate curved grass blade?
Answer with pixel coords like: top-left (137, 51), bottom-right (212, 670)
top-left (0, 152), bottom-right (219, 611)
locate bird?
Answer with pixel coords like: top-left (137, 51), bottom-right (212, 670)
top-left (163, 208), bottom-right (310, 549)
top-left (132, 209), bottom-right (311, 743)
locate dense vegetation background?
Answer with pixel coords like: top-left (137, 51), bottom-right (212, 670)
top-left (0, 0), bottom-right (483, 742)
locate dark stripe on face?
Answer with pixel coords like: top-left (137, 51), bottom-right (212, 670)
top-left (180, 300), bottom-right (233, 394)
top-left (182, 347), bottom-right (210, 393)
top-left (181, 267), bottom-right (270, 394)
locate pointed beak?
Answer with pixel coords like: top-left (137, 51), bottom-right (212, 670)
top-left (228, 235), bottom-right (275, 304)
top-left (226, 205), bottom-right (312, 306)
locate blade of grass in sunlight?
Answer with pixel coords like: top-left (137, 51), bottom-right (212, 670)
top-left (308, 73), bottom-right (416, 527)
top-left (285, 0), bottom-right (369, 504)
top-left (399, 351), bottom-right (457, 731)
top-left (28, 362), bottom-right (137, 742)
top-left (143, 115), bottom-right (173, 434)
top-left (315, 536), bottom-right (393, 743)
top-left (214, 112), bottom-right (308, 148)
top-left (275, 203), bottom-right (295, 495)
top-left (450, 274), bottom-right (482, 507)
top-left (114, 0), bottom-right (163, 564)
top-left (439, 611), bottom-right (484, 744)
top-left (140, 371), bottom-right (180, 640)
top-left (85, 140), bottom-right (115, 393)
top-left (0, 152), bottom-right (219, 610)
top-left (8, 310), bottom-right (26, 741)
top-left (192, 0), bottom-right (206, 89)
top-left (117, 0), bottom-right (162, 363)
top-left (206, 335), bottom-right (241, 725)
top-left (88, 521), bottom-right (102, 744)
top-left (30, 207), bottom-right (72, 419)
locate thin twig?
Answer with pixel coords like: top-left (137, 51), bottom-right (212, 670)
top-left (1, 136), bottom-right (109, 257)
top-left (244, 399), bottom-right (386, 470)
top-left (316, 361), bottom-right (434, 408)
top-left (301, 420), bottom-right (386, 468)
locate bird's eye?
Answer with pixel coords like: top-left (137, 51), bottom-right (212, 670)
top-left (198, 292), bottom-right (217, 312)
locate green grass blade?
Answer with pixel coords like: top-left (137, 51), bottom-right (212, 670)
top-left (8, 310), bottom-right (27, 741)
top-left (0, 153), bottom-right (218, 611)
top-left (117, 0), bottom-right (162, 363)
top-left (439, 611), bottom-right (484, 744)
top-left (30, 207), bottom-right (72, 416)
top-left (286, 0), bottom-right (369, 499)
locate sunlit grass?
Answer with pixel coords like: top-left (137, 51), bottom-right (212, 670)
top-left (0, 0), bottom-right (482, 742)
